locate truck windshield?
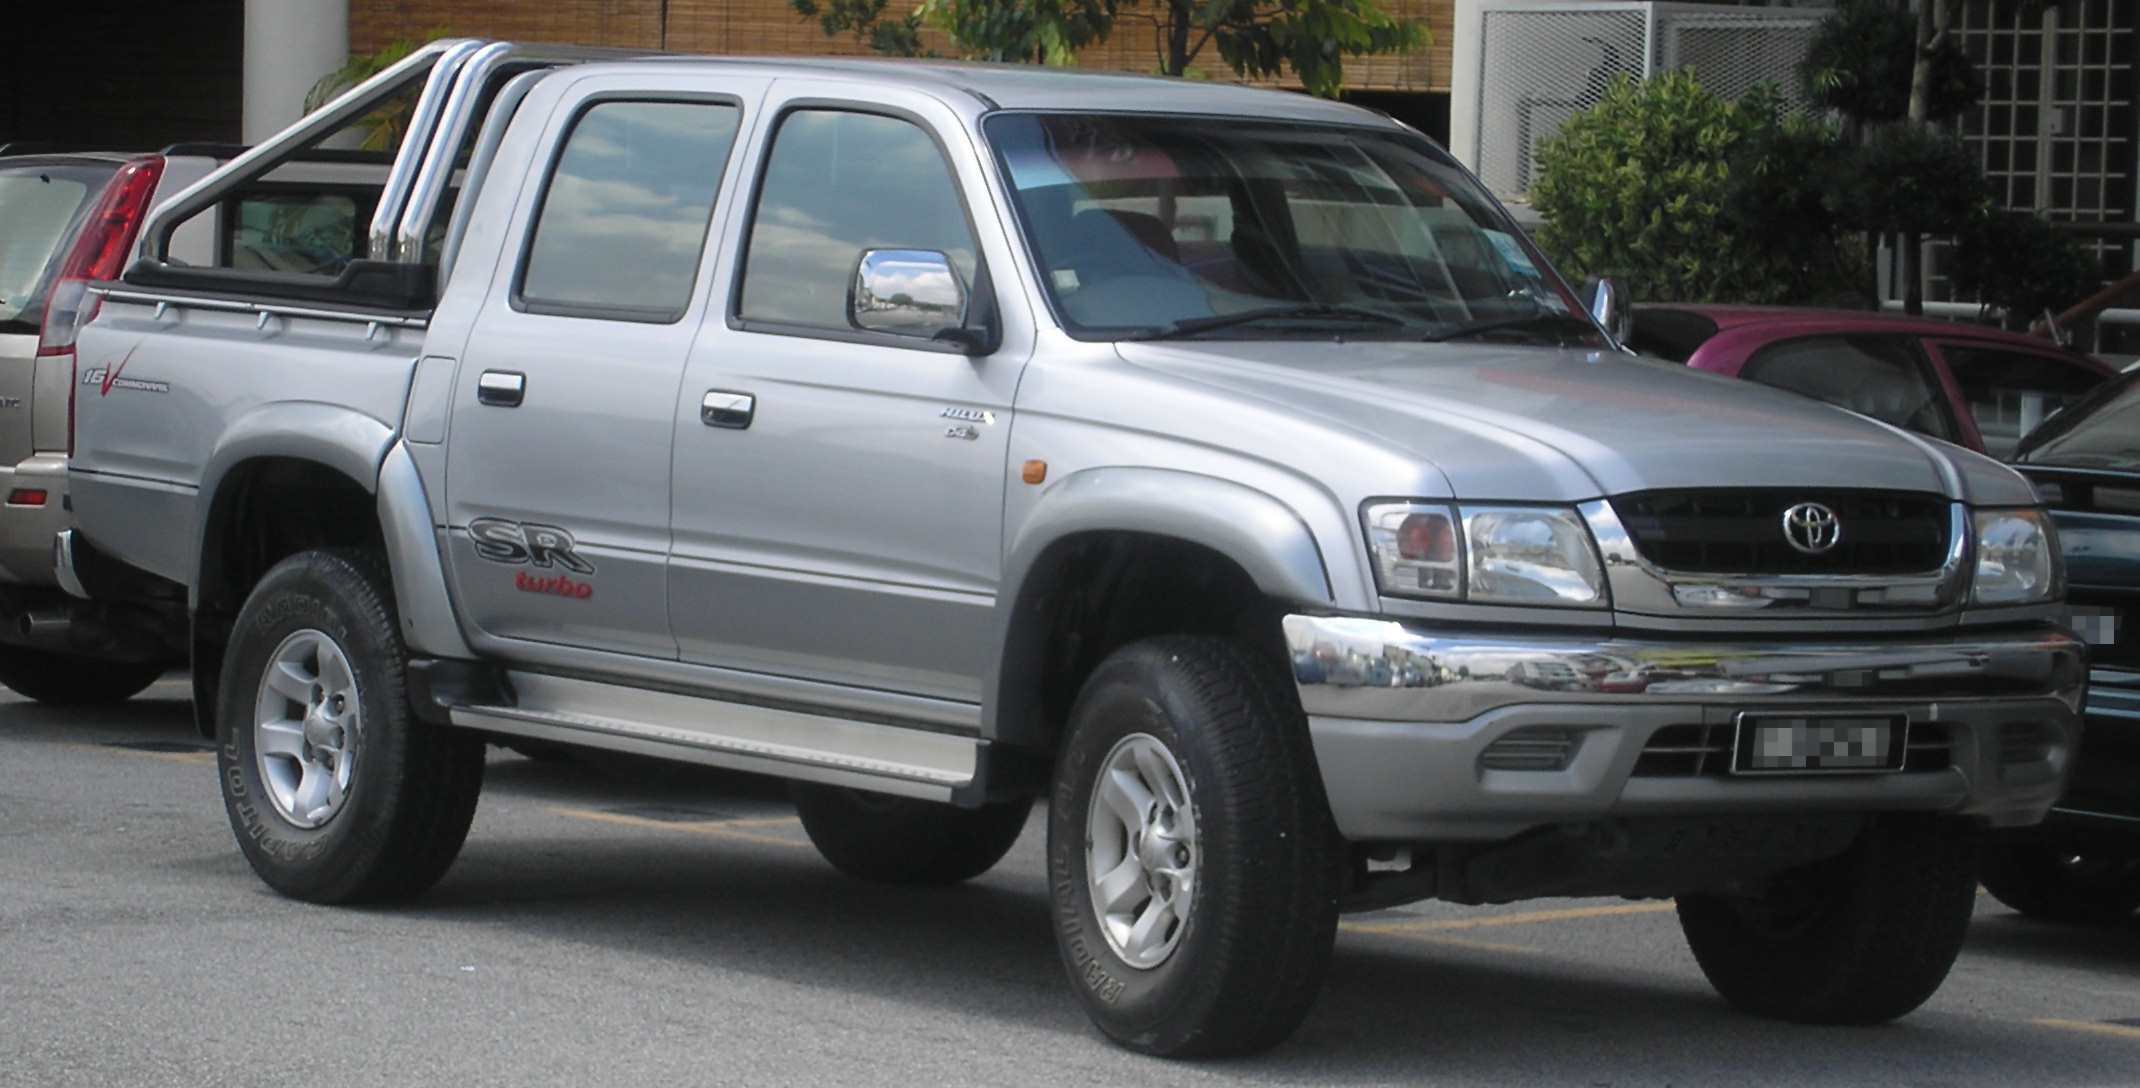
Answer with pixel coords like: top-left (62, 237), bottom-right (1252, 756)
top-left (2014, 371), bottom-right (2140, 472)
top-left (985, 112), bottom-right (1591, 344)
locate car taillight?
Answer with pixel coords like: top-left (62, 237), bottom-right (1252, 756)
top-left (42, 156), bottom-right (164, 456)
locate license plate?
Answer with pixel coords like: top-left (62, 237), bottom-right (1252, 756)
top-left (2066, 605), bottom-right (2120, 646)
top-left (1732, 713), bottom-right (1908, 775)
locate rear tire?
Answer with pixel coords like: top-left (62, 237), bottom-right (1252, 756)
top-left (1979, 839), bottom-right (2140, 923)
top-left (1047, 635), bottom-right (1341, 1058)
top-left (0, 644), bottom-right (165, 704)
top-left (217, 549), bottom-right (485, 904)
top-left (791, 782), bottom-right (1031, 885)
top-left (1677, 813), bottom-right (1976, 1024)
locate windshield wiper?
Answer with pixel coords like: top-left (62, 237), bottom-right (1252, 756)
top-left (1126, 304), bottom-right (1416, 341)
top-left (1424, 312), bottom-right (1599, 344)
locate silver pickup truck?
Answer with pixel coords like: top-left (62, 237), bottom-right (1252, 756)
top-left (63, 40), bottom-right (2083, 1057)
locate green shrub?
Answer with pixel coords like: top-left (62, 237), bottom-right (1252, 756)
top-left (1531, 70), bottom-right (1857, 304)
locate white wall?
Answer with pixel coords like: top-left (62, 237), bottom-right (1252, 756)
top-left (243, 0), bottom-right (351, 143)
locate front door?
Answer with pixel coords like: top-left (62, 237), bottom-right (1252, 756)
top-left (668, 92), bottom-right (1022, 703)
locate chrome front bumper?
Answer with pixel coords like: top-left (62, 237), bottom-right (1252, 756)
top-left (1284, 614), bottom-right (2086, 842)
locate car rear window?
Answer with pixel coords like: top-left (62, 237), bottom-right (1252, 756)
top-left (0, 161), bottom-right (117, 329)
top-left (1740, 333), bottom-right (1956, 442)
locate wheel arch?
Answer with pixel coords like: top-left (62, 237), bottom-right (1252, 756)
top-left (985, 468), bottom-right (1334, 756)
top-left (190, 406), bottom-right (439, 735)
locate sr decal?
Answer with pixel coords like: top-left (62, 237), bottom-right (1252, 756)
top-left (468, 518), bottom-right (597, 574)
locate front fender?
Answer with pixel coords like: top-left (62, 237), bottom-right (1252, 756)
top-left (984, 467), bottom-right (1336, 747)
top-left (1004, 466), bottom-right (1334, 606)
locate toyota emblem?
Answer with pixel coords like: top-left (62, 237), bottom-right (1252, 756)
top-left (1781, 502), bottom-right (1842, 554)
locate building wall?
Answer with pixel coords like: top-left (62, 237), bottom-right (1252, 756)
top-left (0, 0), bottom-right (244, 148)
top-left (349, 0), bottom-right (1455, 94)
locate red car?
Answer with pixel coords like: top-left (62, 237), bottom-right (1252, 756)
top-left (1629, 305), bottom-right (2120, 458)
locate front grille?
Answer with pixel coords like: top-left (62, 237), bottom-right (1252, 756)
top-left (1612, 490), bottom-right (1950, 575)
top-left (1631, 722), bottom-right (1953, 778)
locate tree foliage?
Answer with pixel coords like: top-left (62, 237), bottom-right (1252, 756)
top-left (1949, 208), bottom-right (2106, 329)
top-left (1800, 0), bottom-right (1977, 125)
top-left (790, 0), bottom-right (1426, 98)
top-left (1823, 121), bottom-right (1986, 238)
top-left (1530, 72), bottom-right (1857, 305)
top-left (792, 0), bottom-right (1110, 62)
top-left (302, 30), bottom-right (454, 152)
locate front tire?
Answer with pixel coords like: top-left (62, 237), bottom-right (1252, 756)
top-left (1677, 813), bottom-right (1977, 1024)
top-left (1979, 839), bottom-right (2140, 923)
top-left (217, 549), bottom-right (485, 904)
top-left (791, 782), bottom-right (1031, 885)
top-left (1048, 635), bottom-right (1341, 1058)
top-left (0, 644), bottom-right (165, 704)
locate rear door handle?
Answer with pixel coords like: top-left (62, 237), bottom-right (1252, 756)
top-left (702, 390), bottom-right (755, 429)
top-left (477, 370), bottom-right (526, 407)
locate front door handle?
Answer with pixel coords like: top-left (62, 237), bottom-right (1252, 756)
top-left (477, 370), bottom-right (526, 407)
top-left (702, 390), bottom-right (755, 429)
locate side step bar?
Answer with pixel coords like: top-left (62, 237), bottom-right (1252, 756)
top-left (450, 672), bottom-right (979, 802)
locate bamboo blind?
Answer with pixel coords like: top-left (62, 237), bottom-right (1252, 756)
top-left (352, 0), bottom-right (1454, 93)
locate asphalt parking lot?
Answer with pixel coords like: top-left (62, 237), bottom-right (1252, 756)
top-left (4, 677), bottom-right (2136, 1087)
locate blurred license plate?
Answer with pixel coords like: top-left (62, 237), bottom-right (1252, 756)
top-left (2066, 606), bottom-right (2120, 646)
top-left (1732, 713), bottom-right (1908, 775)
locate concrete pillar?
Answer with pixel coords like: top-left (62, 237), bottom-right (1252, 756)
top-left (243, 0), bottom-right (351, 143)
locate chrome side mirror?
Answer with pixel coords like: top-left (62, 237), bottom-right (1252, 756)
top-left (850, 249), bottom-right (970, 342)
top-left (1579, 275), bottom-right (1632, 345)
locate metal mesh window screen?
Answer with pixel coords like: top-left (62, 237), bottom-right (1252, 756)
top-left (1658, 20), bottom-right (1821, 112)
top-left (1472, 3), bottom-right (1822, 201)
top-left (1476, 7), bottom-right (1648, 198)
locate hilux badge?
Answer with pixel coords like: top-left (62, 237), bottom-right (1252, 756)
top-left (1782, 502), bottom-right (1842, 554)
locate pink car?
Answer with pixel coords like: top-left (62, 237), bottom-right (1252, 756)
top-left (1629, 305), bottom-right (2120, 458)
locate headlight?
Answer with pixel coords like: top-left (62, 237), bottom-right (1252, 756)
top-left (1464, 506), bottom-right (1607, 606)
top-left (1971, 507), bottom-right (2061, 606)
top-left (1364, 502), bottom-right (1607, 607)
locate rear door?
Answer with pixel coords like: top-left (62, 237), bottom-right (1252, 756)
top-left (443, 74), bottom-right (761, 656)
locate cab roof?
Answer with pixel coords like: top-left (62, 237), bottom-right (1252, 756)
top-left (590, 53), bottom-right (1396, 125)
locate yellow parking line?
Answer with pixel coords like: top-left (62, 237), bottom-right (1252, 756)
top-left (64, 742), bottom-right (215, 767)
top-left (547, 806), bottom-right (808, 849)
top-left (1346, 901), bottom-right (1677, 937)
top-left (1350, 931), bottom-right (1544, 955)
top-left (2034, 1019), bottom-right (2140, 1042)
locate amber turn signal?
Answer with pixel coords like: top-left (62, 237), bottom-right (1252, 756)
top-left (1022, 460), bottom-right (1047, 484)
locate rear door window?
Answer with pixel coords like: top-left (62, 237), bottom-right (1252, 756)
top-left (517, 99), bottom-right (743, 322)
top-left (1931, 343), bottom-right (2109, 459)
top-left (0, 163), bottom-right (112, 328)
top-left (1740, 334), bottom-right (1957, 442)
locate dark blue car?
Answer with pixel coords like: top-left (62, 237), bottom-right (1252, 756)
top-left (1987, 371), bottom-right (2140, 921)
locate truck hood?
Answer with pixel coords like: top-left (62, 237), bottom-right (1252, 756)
top-left (1112, 340), bottom-right (2031, 504)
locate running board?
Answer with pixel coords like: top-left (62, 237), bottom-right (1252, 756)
top-left (450, 672), bottom-right (978, 802)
